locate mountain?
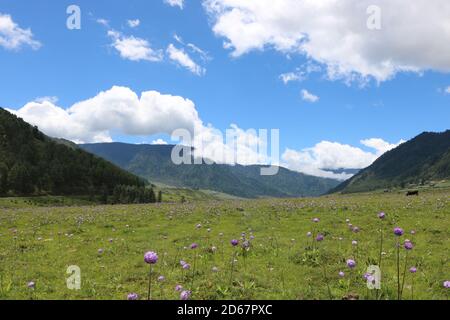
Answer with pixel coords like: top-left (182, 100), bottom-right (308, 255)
top-left (0, 108), bottom-right (145, 197)
top-left (79, 143), bottom-right (340, 198)
top-left (332, 130), bottom-right (450, 193)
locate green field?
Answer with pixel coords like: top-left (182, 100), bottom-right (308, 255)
top-left (0, 189), bottom-right (448, 300)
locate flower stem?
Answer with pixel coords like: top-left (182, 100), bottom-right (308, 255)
top-left (147, 265), bottom-right (153, 300)
top-left (396, 240), bottom-right (400, 300)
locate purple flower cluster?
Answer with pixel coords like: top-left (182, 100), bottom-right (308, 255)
top-left (346, 259), bottom-right (356, 269)
top-left (127, 293), bottom-right (139, 300)
top-left (180, 290), bottom-right (192, 300)
top-left (394, 227), bottom-right (404, 236)
top-left (230, 239), bottom-right (239, 247)
top-left (144, 251), bottom-right (158, 264)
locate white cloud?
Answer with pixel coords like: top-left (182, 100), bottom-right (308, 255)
top-left (152, 138), bottom-right (168, 145)
top-left (301, 89), bottom-right (319, 103)
top-left (204, 0), bottom-right (450, 83)
top-left (96, 18), bottom-right (109, 27)
top-left (445, 86), bottom-right (450, 94)
top-left (174, 34), bottom-right (211, 62)
top-left (164, 0), bottom-right (184, 9)
top-left (282, 139), bottom-right (404, 180)
top-left (127, 19), bottom-right (140, 28)
top-left (107, 30), bottom-right (163, 62)
top-left (280, 72), bottom-right (302, 84)
top-left (0, 13), bottom-right (41, 50)
top-left (6, 86), bottom-right (267, 166)
top-left (167, 43), bottom-right (205, 75)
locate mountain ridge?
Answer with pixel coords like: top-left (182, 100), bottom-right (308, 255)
top-left (79, 142), bottom-right (340, 198)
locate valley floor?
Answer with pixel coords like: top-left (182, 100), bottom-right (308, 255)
top-left (0, 189), bottom-right (449, 300)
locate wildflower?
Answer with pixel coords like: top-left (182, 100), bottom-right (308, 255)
top-left (352, 226), bottom-right (360, 233)
top-left (443, 281), bottom-right (450, 289)
top-left (211, 246), bottom-right (217, 252)
top-left (316, 234), bottom-right (324, 242)
top-left (183, 263), bottom-right (191, 270)
top-left (404, 241), bottom-right (414, 250)
top-left (157, 276), bottom-right (165, 282)
top-left (345, 219), bottom-right (350, 223)
top-left (175, 285), bottom-right (183, 292)
top-left (27, 281), bottom-right (35, 289)
top-left (212, 266), bottom-right (219, 272)
top-left (196, 224), bottom-right (202, 229)
top-left (346, 259), bottom-right (356, 269)
top-left (306, 232), bottom-right (312, 237)
top-left (312, 218), bottom-right (320, 223)
top-left (190, 243), bottom-right (198, 250)
top-left (409, 267), bottom-right (417, 273)
top-left (338, 271), bottom-right (345, 278)
top-left (394, 227), bottom-right (404, 236)
top-left (242, 240), bottom-right (250, 249)
top-left (231, 239), bottom-right (239, 246)
top-left (410, 230), bottom-right (416, 235)
top-left (180, 290), bottom-right (191, 300)
top-left (378, 212), bottom-right (386, 219)
top-left (127, 293), bottom-right (139, 300)
top-left (250, 235), bottom-right (255, 240)
top-left (144, 251), bottom-right (158, 264)
top-left (180, 260), bottom-right (187, 267)
top-left (352, 240), bottom-right (358, 246)
top-left (98, 248), bottom-right (104, 254)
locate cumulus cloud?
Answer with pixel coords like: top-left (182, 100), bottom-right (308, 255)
top-left (204, 0), bottom-right (450, 83)
top-left (0, 13), bottom-right (41, 50)
top-left (445, 86), bottom-right (450, 94)
top-left (127, 19), bottom-right (140, 28)
top-left (282, 139), bottom-right (404, 180)
top-left (301, 89), bottom-right (319, 103)
top-left (6, 86), bottom-right (269, 166)
top-left (167, 43), bottom-right (205, 75)
top-left (164, 0), bottom-right (184, 9)
top-left (107, 30), bottom-right (163, 62)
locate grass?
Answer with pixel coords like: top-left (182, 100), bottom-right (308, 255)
top-left (0, 188), bottom-right (448, 300)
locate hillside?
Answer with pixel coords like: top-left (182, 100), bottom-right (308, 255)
top-left (332, 130), bottom-right (450, 193)
top-left (0, 108), bottom-right (145, 197)
top-left (79, 143), bottom-right (340, 198)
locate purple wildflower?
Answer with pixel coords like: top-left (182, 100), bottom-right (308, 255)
top-left (157, 276), bottom-right (165, 282)
top-left (338, 271), bottom-right (345, 278)
top-left (144, 251), bottom-right (158, 264)
top-left (175, 285), bottom-right (183, 292)
top-left (127, 293), bottom-right (139, 300)
top-left (312, 218), bottom-right (320, 223)
top-left (190, 243), bottom-right (198, 250)
top-left (183, 263), bottom-right (191, 270)
top-left (231, 239), bottom-right (239, 247)
top-left (346, 259), bottom-right (356, 269)
top-left (394, 227), bottom-right (404, 236)
top-left (409, 267), bottom-right (417, 273)
top-left (378, 212), bottom-right (386, 219)
top-left (180, 290), bottom-right (192, 300)
top-left (316, 234), bottom-right (324, 242)
top-left (404, 241), bottom-right (414, 250)
top-left (353, 226), bottom-right (360, 233)
top-left (27, 281), bottom-right (35, 289)
top-left (444, 281), bottom-right (450, 289)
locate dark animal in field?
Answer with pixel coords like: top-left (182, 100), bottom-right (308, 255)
top-left (406, 190), bottom-right (419, 196)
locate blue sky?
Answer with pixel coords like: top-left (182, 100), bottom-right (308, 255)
top-left (1, 0), bottom-right (449, 179)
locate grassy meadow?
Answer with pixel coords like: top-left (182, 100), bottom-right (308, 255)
top-left (0, 188), bottom-right (449, 300)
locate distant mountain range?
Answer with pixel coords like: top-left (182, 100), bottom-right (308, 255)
top-left (79, 143), bottom-right (340, 198)
top-left (332, 130), bottom-right (450, 193)
top-left (0, 108), bottom-right (145, 197)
